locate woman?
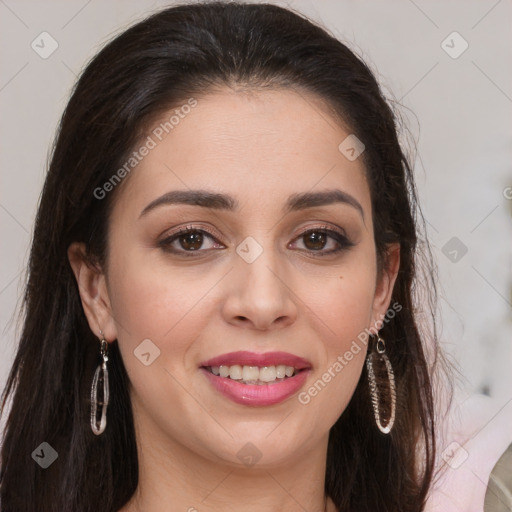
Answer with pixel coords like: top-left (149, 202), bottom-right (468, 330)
top-left (0, 2), bottom-right (443, 511)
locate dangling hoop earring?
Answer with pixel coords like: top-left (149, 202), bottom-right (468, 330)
top-left (90, 332), bottom-right (110, 435)
top-left (366, 333), bottom-right (396, 434)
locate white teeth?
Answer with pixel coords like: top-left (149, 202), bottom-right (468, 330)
top-left (242, 366), bottom-right (260, 382)
top-left (208, 364), bottom-right (298, 383)
top-left (259, 366), bottom-right (277, 382)
top-left (229, 364), bottom-right (243, 380)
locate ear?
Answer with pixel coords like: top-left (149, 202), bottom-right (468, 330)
top-left (370, 242), bottom-right (400, 326)
top-left (67, 242), bottom-right (118, 341)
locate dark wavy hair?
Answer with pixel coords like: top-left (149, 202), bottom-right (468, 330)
top-left (0, 2), bottom-right (442, 511)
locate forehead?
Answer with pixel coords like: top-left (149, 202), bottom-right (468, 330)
top-left (111, 87), bottom-right (371, 221)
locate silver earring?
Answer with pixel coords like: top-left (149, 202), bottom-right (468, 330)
top-left (366, 334), bottom-right (396, 434)
top-left (90, 333), bottom-right (109, 435)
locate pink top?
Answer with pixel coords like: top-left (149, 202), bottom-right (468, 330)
top-left (425, 394), bottom-right (512, 511)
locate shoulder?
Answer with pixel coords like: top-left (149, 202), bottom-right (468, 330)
top-left (425, 394), bottom-right (512, 512)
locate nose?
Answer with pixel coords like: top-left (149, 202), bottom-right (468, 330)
top-left (221, 241), bottom-right (298, 331)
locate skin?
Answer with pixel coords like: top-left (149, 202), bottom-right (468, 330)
top-left (68, 87), bottom-right (399, 512)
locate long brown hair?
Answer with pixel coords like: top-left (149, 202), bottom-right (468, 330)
top-left (1, 2), bottom-right (442, 510)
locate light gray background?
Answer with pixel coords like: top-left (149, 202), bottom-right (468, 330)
top-left (1, 0), bottom-right (511, 417)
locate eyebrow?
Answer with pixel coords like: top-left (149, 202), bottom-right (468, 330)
top-left (139, 188), bottom-right (364, 220)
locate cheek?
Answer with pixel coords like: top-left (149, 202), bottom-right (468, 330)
top-left (307, 247), bottom-right (377, 348)
top-left (105, 246), bottom-right (221, 369)
top-left (295, 250), bottom-right (376, 421)
top-left (296, 277), bottom-right (371, 433)
top-left (105, 251), bottom-right (220, 441)
top-left (108, 218), bottom-right (215, 321)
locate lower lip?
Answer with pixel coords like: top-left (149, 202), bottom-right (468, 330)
top-left (200, 367), bottom-right (310, 406)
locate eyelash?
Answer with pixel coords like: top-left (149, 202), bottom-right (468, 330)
top-left (158, 224), bottom-right (354, 258)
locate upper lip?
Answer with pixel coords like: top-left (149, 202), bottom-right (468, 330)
top-left (200, 351), bottom-right (312, 370)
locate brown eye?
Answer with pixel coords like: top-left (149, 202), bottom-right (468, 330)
top-left (178, 231), bottom-right (204, 251)
top-left (290, 227), bottom-right (354, 257)
top-left (159, 226), bottom-right (224, 256)
top-left (302, 231), bottom-right (328, 251)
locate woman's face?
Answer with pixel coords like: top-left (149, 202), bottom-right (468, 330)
top-left (77, 87), bottom-right (398, 468)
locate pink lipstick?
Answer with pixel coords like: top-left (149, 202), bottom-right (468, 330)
top-left (199, 351), bottom-right (311, 406)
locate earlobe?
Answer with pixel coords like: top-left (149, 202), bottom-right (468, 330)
top-left (372, 243), bottom-right (400, 321)
top-left (67, 242), bottom-right (117, 341)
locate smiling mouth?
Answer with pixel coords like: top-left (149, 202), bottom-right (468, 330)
top-left (203, 364), bottom-right (304, 385)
